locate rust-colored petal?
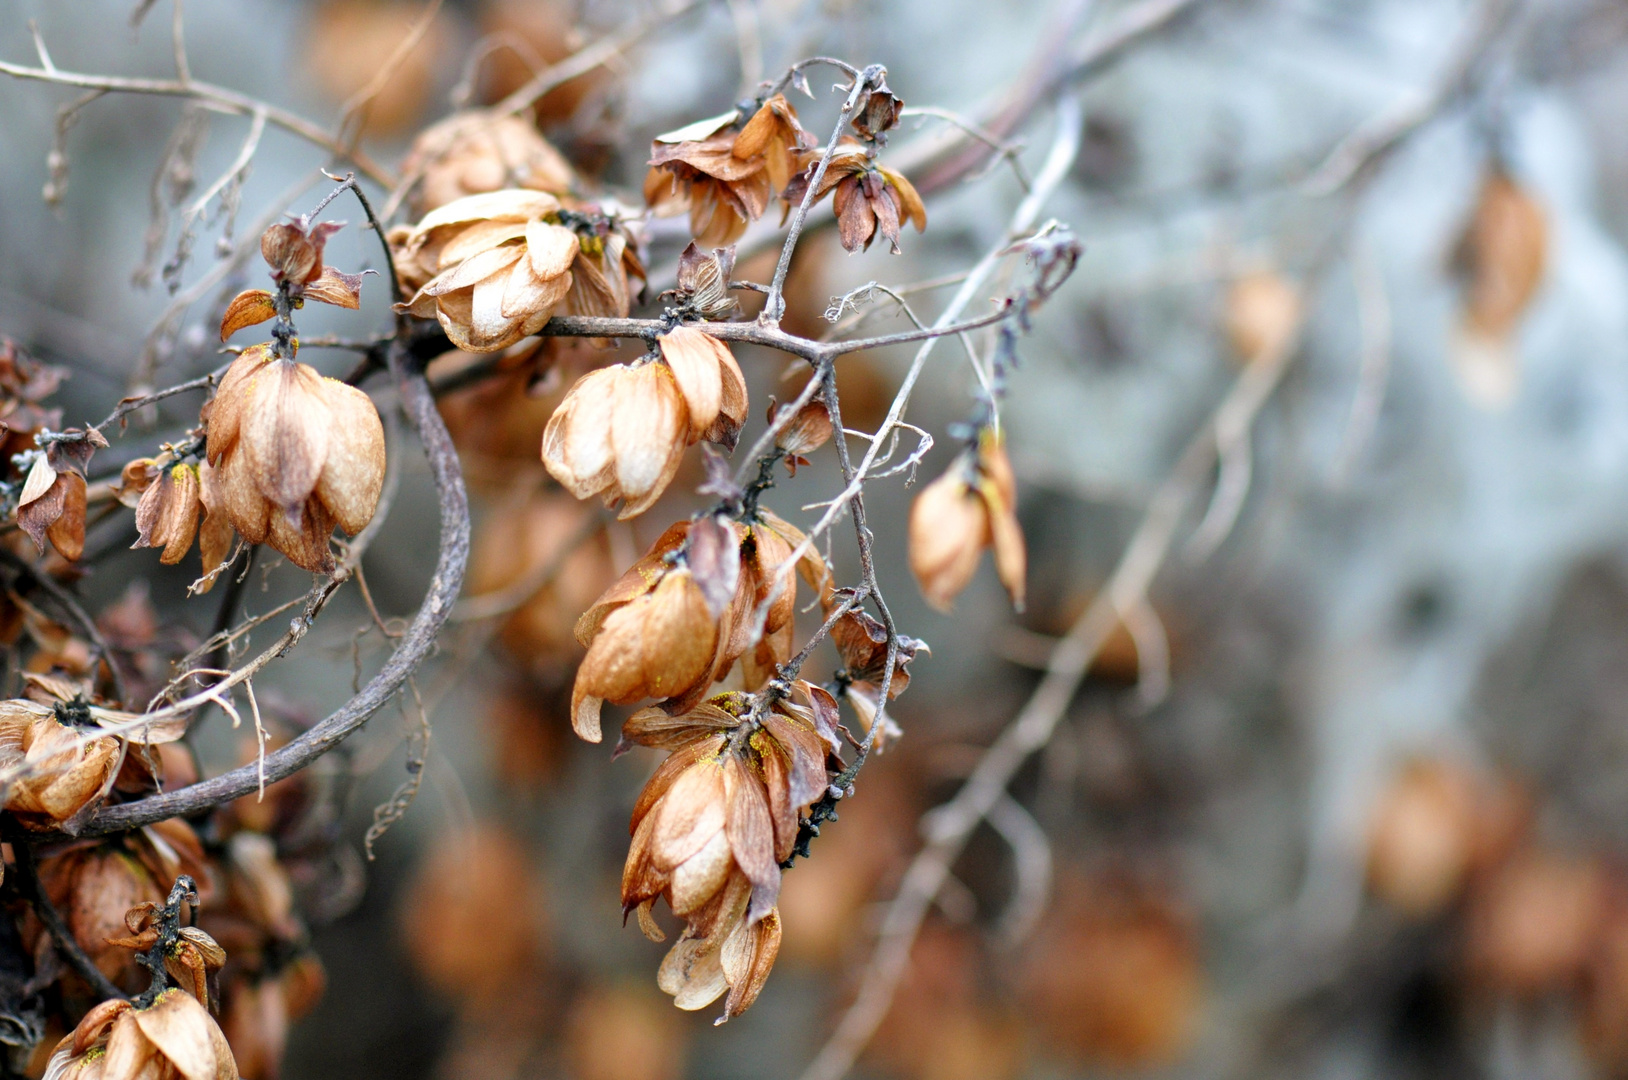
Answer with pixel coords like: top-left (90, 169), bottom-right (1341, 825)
top-left (205, 345), bottom-right (275, 465)
top-left (303, 266), bottom-right (365, 309)
top-left (723, 753), bottom-right (779, 922)
top-left (46, 471), bottom-right (87, 562)
top-left (218, 290), bottom-right (277, 341)
top-left (650, 759), bottom-right (727, 872)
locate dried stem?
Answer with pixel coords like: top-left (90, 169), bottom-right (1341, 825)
top-left (0, 56), bottom-right (392, 188)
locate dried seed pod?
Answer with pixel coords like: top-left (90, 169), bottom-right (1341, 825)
top-left (674, 242), bottom-right (738, 320)
top-left (392, 189), bottom-right (578, 352)
top-left (771, 388), bottom-right (833, 474)
top-left (203, 344), bottom-right (386, 572)
top-left (908, 430), bottom-right (1024, 611)
top-left (16, 428), bottom-right (106, 562)
top-left (571, 569), bottom-right (718, 743)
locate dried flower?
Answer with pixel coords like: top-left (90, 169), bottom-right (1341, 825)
top-left (781, 143), bottom-right (926, 253)
top-left (644, 96), bottom-right (815, 247)
top-left (771, 389), bottom-right (833, 474)
top-left (850, 75), bottom-right (904, 143)
top-left (203, 343), bottom-right (386, 573)
top-left (672, 242), bottom-right (737, 320)
top-left (571, 549), bottom-right (719, 742)
top-left (393, 190), bottom-right (579, 352)
top-left (620, 685), bottom-right (838, 1018)
top-left (132, 463), bottom-right (202, 566)
top-left (829, 604), bottom-right (925, 750)
top-left (570, 515), bottom-right (832, 742)
top-left (908, 429), bottom-right (1024, 611)
top-left (542, 362), bottom-right (688, 521)
top-left (0, 699), bottom-right (122, 828)
top-left (44, 988), bottom-right (239, 1080)
top-left (541, 329), bottom-right (745, 518)
top-left (16, 428), bottom-right (108, 562)
top-left (220, 221), bottom-right (368, 341)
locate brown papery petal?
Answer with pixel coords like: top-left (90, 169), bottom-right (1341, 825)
top-left (982, 475), bottom-right (1027, 612)
top-left (723, 910), bottom-right (781, 1019)
top-left (409, 189), bottom-right (561, 240)
top-left (434, 218), bottom-right (531, 270)
top-left (660, 327), bottom-right (724, 439)
top-left (421, 243), bottom-right (524, 297)
top-left (155, 466), bottom-right (202, 565)
top-left (669, 830), bottom-right (734, 916)
top-left (574, 520), bottom-right (691, 646)
top-left (46, 472), bottom-right (87, 562)
top-left (639, 571), bottom-right (720, 701)
top-left (216, 448), bottom-right (272, 545)
top-left (205, 345), bottom-right (275, 465)
top-left (908, 465), bottom-right (989, 612)
top-left (196, 462), bottom-right (235, 590)
top-left (657, 934), bottom-right (729, 1011)
top-left (723, 754), bottom-right (779, 922)
top-left (610, 363), bottom-right (687, 517)
top-left (267, 496), bottom-right (337, 573)
top-left (543, 366), bottom-right (622, 501)
top-left (219, 290), bottom-right (277, 341)
top-left (526, 221), bottom-right (579, 280)
top-left (132, 989), bottom-right (224, 1080)
top-left (315, 380), bottom-right (386, 535)
top-left (686, 515), bottom-right (741, 619)
top-left (16, 472), bottom-right (66, 553)
top-left (650, 760), bottom-right (727, 872)
top-left (16, 452), bottom-right (56, 508)
top-left (880, 166), bottom-right (928, 232)
top-left (303, 266), bottom-right (365, 309)
top-left (629, 734), bottom-right (726, 832)
top-left (241, 360), bottom-right (332, 515)
top-left (102, 1009), bottom-right (159, 1080)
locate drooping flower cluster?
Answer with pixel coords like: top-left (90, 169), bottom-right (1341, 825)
top-left (569, 512), bottom-right (831, 742)
top-left (644, 94), bottom-right (816, 247)
top-left (541, 326), bottom-right (746, 517)
top-left (620, 683), bottom-right (840, 1018)
top-left (202, 343), bottom-right (386, 573)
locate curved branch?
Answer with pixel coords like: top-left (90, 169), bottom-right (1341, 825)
top-left (77, 342), bottom-right (469, 836)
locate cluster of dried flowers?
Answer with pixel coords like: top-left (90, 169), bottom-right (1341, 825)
top-left (0, 35), bottom-right (1058, 1063)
